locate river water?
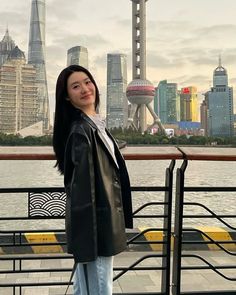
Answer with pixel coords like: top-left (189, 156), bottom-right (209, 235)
top-left (0, 152), bottom-right (235, 230)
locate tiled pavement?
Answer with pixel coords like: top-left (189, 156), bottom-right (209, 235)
top-left (0, 251), bottom-right (236, 294)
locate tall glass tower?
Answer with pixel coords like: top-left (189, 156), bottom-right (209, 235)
top-left (106, 53), bottom-right (128, 129)
top-left (207, 58), bottom-right (234, 137)
top-left (67, 46), bottom-right (88, 69)
top-left (28, 0), bottom-right (50, 130)
top-left (154, 80), bottom-right (179, 124)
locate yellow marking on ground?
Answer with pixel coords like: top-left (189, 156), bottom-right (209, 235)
top-left (139, 227), bottom-right (163, 251)
top-left (25, 233), bottom-right (63, 253)
top-left (194, 226), bottom-right (235, 251)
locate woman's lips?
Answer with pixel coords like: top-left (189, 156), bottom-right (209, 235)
top-left (82, 94), bottom-right (92, 99)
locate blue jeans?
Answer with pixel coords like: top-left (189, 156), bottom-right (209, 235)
top-left (73, 256), bottom-right (114, 295)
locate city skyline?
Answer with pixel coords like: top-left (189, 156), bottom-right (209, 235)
top-left (1, 0), bottom-right (236, 121)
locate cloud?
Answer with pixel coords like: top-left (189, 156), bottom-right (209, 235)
top-left (47, 0), bottom-right (83, 21)
top-left (147, 20), bottom-right (236, 65)
top-left (92, 54), bottom-right (107, 67)
top-left (147, 51), bottom-right (188, 69)
top-left (114, 18), bottom-right (131, 29)
top-left (147, 20), bottom-right (198, 44)
top-left (179, 75), bottom-right (210, 86)
top-left (195, 24), bottom-right (236, 37)
top-left (229, 78), bottom-right (236, 85)
top-left (49, 33), bottom-right (110, 50)
top-left (146, 42), bottom-right (236, 80)
top-left (173, 24), bottom-right (236, 51)
top-left (0, 11), bottom-right (29, 51)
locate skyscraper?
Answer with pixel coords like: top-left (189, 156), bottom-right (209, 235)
top-left (67, 46), bottom-right (88, 68)
top-left (200, 98), bottom-right (208, 135)
top-left (28, 0), bottom-right (49, 130)
top-left (106, 53), bottom-right (128, 129)
top-left (0, 46), bottom-right (38, 134)
top-left (154, 80), bottom-right (180, 124)
top-left (207, 58), bottom-right (234, 137)
top-left (179, 86), bottom-right (198, 122)
top-left (0, 29), bottom-right (15, 67)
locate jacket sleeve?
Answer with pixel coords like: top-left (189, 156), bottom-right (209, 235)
top-left (65, 131), bottom-right (97, 262)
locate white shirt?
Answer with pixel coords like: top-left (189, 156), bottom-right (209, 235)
top-left (89, 114), bottom-right (118, 166)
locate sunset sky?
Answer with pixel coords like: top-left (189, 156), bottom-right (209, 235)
top-left (1, 0), bottom-right (236, 120)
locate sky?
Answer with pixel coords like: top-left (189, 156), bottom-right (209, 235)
top-left (1, 0), bottom-right (236, 121)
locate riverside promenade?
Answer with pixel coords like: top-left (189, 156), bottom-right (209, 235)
top-left (0, 251), bottom-right (236, 294)
top-left (0, 146), bottom-right (236, 294)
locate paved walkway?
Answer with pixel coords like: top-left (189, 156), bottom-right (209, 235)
top-left (0, 251), bottom-right (236, 294)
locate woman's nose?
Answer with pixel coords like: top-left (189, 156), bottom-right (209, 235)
top-left (81, 84), bottom-right (88, 93)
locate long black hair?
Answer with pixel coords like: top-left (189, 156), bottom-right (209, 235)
top-left (53, 65), bottom-right (100, 174)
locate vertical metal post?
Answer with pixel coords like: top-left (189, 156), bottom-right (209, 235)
top-left (28, 192), bottom-right (30, 217)
top-left (172, 159), bottom-right (188, 295)
top-left (13, 259), bottom-right (16, 272)
top-left (161, 160), bottom-right (175, 295)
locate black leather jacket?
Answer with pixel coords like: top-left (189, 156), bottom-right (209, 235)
top-left (64, 109), bottom-right (133, 263)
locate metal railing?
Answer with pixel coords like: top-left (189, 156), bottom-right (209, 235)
top-left (0, 146), bottom-right (236, 295)
top-left (172, 148), bottom-right (236, 295)
top-left (0, 174), bottom-right (174, 295)
top-left (0, 147), bottom-right (178, 295)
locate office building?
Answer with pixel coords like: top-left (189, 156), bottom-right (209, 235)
top-left (200, 98), bottom-right (208, 136)
top-left (0, 46), bottom-right (38, 134)
top-left (154, 80), bottom-right (180, 124)
top-left (206, 58), bottom-right (234, 137)
top-left (28, 0), bottom-right (50, 130)
top-left (179, 86), bottom-right (198, 122)
top-left (106, 53), bottom-right (128, 129)
top-left (67, 46), bottom-right (88, 68)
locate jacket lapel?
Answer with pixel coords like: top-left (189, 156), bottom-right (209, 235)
top-left (82, 113), bottom-right (119, 169)
top-left (96, 129), bottom-right (119, 169)
top-left (106, 129), bottom-right (124, 159)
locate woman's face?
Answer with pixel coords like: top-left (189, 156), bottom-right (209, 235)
top-left (67, 71), bottom-right (96, 115)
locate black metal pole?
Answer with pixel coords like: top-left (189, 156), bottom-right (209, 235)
top-left (172, 159), bottom-right (188, 295)
top-left (161, 160), bottom-right (175, 295)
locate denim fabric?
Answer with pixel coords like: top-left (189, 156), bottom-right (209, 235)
top-left (73, 256), bottom-right (114, 295)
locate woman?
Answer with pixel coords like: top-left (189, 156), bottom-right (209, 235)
top-left (53, 65), bottom-right (133, 295)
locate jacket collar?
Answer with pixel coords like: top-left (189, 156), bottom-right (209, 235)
top-left (74, 108), bottom-right (119, 169)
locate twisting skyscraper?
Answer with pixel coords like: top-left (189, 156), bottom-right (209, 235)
top-left (28, 0), bottom-right (49, 130)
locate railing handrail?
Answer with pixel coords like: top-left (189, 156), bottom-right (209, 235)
top-left (1, 146), bottom-right (236, 161)
top-left (1, 147), bottom-right (236, 294)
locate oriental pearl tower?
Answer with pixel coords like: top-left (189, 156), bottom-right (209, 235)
top-left (126, 0), bottom-right (165, 134)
